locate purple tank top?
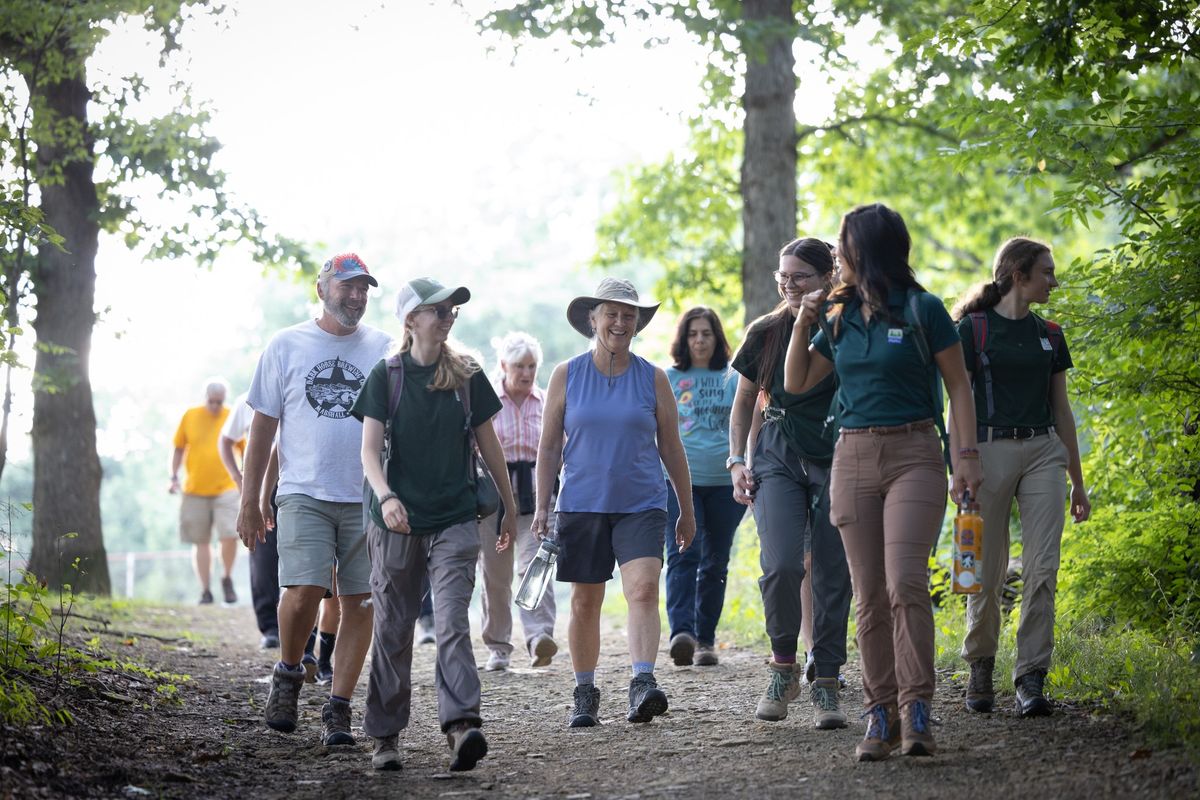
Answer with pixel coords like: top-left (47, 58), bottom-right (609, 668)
top-left (556, 351), bottom-right (668, 513)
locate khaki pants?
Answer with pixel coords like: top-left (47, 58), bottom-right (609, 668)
top-left (362, 519), bottom-right (482, 736)
top-left (477, 510), bottom-right (557, 657)
top-left (829, 426), bottom-right (946, 709)
top-left (961, 433), bottom-right (1068, 680)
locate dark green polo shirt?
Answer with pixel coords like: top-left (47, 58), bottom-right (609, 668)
top-left (732, 320), bottom-right (837, 465)
top-left (958, 309), bottom-right (1073, 428)
top-left (351, 354), bottom-right (501, 533)
top-left (812, 289), bottom-right (959, 428)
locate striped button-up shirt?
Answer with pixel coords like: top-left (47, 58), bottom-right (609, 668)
top-left (491, 379), bottom-right (545, 463)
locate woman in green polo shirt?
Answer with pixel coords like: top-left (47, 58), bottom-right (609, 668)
top-left (950, 237), bottom-right (1091, 719)
top-left (353, 277), bottom-right (518, 774)
top-left (783, 203), bottom-right (982, 762)
top-left (728, 237), bottom-right (852, 730)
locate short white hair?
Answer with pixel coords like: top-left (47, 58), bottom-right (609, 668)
top-left (492, 331), bottom-right (543, 369)
top-left (203, 377), bottom-right (229, 399)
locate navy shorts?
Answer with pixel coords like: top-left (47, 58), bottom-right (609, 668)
top-left (555, 509), bottom-right (667, 584)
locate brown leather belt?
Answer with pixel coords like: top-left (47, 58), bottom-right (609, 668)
top-left (841, 419), bottom-right (936, 435)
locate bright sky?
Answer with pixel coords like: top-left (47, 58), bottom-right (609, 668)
top-left (7, 0), bottom-right (864, 472)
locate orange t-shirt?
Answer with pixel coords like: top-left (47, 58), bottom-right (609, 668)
top-left (173, 405), bottom-right (236, 496)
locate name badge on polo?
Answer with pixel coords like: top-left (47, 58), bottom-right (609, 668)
top-left (887, 328), bottom-right (904, 344)
top-left (1040, 337), bottom-right (1052, 351)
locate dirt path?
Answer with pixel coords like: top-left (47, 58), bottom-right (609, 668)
top-left (6, 603), bottom-right (1197, 799)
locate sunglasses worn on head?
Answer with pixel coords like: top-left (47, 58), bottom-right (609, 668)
top-left (420, 304), bottom-right (459, 320)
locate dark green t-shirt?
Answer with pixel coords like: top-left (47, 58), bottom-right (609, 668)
top-left (351, 354), bottom-right (502, 533)
top-left (731, 319), bottom-right (837, 465)
top-left (958, 309), bottom-right (1073, 428)
top-left (812, 289), bottom-right (959, 428)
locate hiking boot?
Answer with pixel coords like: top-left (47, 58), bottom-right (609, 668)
top-left (530, 634), bottom-right (558, 668)
top-left (316, 662), bottom-right (334, 686)
top-left (965, 657), bottom-right (995, 713)
top-left (755, 661), bottom-right (801, 721)
top-left (198, 588), bottom-right (214, 605)
top-left (810, 677), bottom-right (847, 729)
top-left (485, 650), bottom-right (510, 672)
top-left (259, 632), bottom-right (280, 650)
top-left (856, 703), bottom-right (900, 762)
top-left (900, 699), bottom-right (936, 756)
top-left (321, 698), bottom-right (354, 746)
top-left (446, 722), bottom-right (487, 772)
top-left (627, 673), bottom-right (669, 723)
top-left (1015, 670), bottom-right (1052, 717)
top-left (569, 685), bottom-right (601, 728)
top-left (693, 643), bottom-right (719, 666)
top-left (265, 663), bottom-right (304, 733)
top-left (669, 633), bottom-right (696, 666)
top-left (221, 576), bottom-right (237, 606)
top-left (371, 734), bottom-right (402, 771)
top-left (301, 653), bottom-right (318, 684)
top-left (417, 615), bottom-right (436, 645)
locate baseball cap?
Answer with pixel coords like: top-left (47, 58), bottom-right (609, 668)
top-left (395, 277), bottom-right (471, 321)
top-left (321, 253), bottom-right (378, 287)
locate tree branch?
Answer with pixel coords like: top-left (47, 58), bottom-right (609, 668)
top-left (797, 113), bottom-right (959, 145)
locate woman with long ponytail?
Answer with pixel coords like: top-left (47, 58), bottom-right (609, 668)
top-left (950, 237), bottom-right (1091, 718)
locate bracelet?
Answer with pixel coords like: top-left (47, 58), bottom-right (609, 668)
top-left (957, 447), bottom-right (980, 459)
top-left (379, 492), bottom-right (399, 505)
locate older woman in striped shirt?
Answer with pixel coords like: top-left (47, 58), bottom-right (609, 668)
top-left (477, 331), bottom-right (559, 671)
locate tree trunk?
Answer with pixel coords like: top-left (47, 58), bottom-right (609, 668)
top-left (740, 0), bottom-right (798, 325)
top-left (24, 56), bottom-right (109, 595)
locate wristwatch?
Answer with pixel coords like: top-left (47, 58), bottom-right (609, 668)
top-left (725, 455), bottom-right (746, 471)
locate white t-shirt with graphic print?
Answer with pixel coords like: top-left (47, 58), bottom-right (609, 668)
top-left (247, 319), bottom-right (393, 502)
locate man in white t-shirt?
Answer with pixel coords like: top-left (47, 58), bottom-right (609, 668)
top-left (237, 253), bottom-right (392, 748)
top-left (219, 392), bottom-right (281, 648)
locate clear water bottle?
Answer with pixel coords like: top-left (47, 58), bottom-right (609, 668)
top-left (515, 538), bottom-right (559, 611)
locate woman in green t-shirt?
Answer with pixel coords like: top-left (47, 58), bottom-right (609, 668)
top-left (352, 277), bottom-right (517, 774)
top-left (949, 237), bottom-right (1091, 719)
top-left (728, 237), bottom-right (852, 730)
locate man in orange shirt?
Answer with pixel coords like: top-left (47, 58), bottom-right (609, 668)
top-left (170, 379), bottom-right (240, 605)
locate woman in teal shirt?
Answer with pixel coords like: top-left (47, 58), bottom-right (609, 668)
top-left (784, 204), bottom-right (981, 761)
top-left (663, 307), bottom-right (744, 668)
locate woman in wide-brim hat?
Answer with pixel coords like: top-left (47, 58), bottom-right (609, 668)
top-left (532, 277), bottom-right (696, 729)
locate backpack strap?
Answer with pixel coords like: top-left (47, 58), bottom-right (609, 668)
top-left (904, 289), bottom-right (950, 469)
top-left (382, 355), bottom-right (405, 468)
top-left (968, 312), bottom-right (995, 421)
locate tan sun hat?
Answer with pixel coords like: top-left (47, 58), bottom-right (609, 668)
top-left (566, 277), bottom-right (660, 338)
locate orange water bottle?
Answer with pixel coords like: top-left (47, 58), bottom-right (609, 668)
top-left (953, 489), bottom-right (983, 594)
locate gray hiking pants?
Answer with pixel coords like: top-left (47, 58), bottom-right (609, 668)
top-left (362, 518), bottom-right (482, 736)
top-left (751, 422), bottom-right (852, 677)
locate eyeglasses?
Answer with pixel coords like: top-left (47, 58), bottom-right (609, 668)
top-left (773, 270), bottom-right (818, 286)
top-left (419, 305), bottom-right (459, 320)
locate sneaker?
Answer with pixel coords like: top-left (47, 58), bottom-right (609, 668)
top-left (417, 615), bottom-right (436, 646)
top-left (965, 657), bottom-right (995, 713)
top-left (198, 588), bottom-right (214, 605)
top-left (221, 576), bottom-right (237, 606)
top-left (900, 699), bottom-right (936, 756)
top-left (569, 685), bottom-right (601, 727)
top-left (264, 663), bottom-right (304, 733)
top-left (259, 632), bottom-right (280, 650)
top-left (316, 663), bottom-right (334, 686)
top-left (1015, 670), bottom-right (1052, 717)
top-left (856, 703), bottom-right (901, 762)
top-left (668, 633), bottom-right (696, 667)
top-left (321, 698), bottom-right (354, 746)
top-left (529, 634), bottom-right (558, 668)
top-left (693, 643), bottom-right (719, 667)
top-left (626, 673), bottom-right (668, 723)
top-left (810, 677), bottom-right (847, 729)
top-left (301, 653), bottom-right (318, 684)
top-left (372, 734), bottom-right (402, 771)
top-left (755, 661), bottom-right (801, 721)
top-left (446, 722), bottom-right (488, 772)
